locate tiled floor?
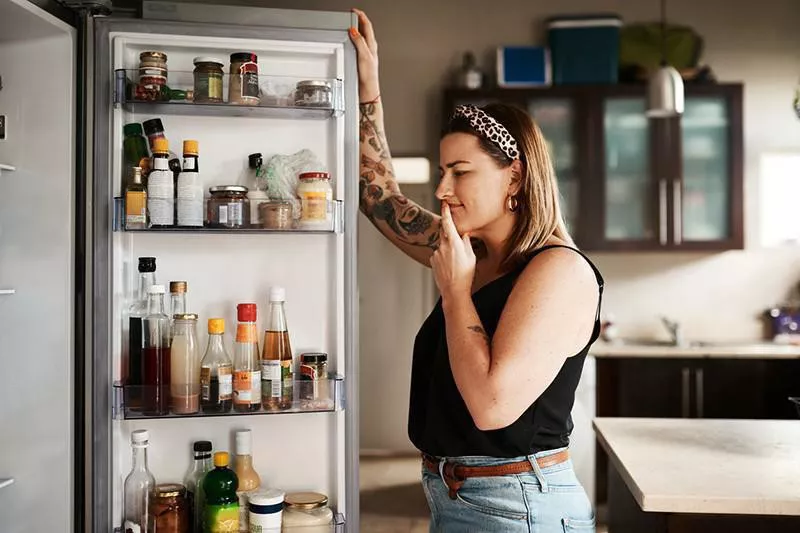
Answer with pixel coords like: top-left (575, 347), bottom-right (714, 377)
top-left (359, 456), bottom-right (608, 532)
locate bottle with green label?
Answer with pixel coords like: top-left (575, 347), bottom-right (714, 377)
top-left (203, 451), bottom-right (239, 532)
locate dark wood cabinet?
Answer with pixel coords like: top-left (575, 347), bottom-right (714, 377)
top-left (443, 84), bottom-right (744, 252)
top-left (594, 356), bottom-right (800, 506)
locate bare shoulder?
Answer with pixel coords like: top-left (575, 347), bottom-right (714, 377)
top-left (512, 246), bottom-right (599, 311)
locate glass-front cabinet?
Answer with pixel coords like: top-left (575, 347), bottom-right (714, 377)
top-left (443, 84), bottom-right (743, 251)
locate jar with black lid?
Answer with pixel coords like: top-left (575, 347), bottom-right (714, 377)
top-left (193, 57), bottom-right (224, 103)
top-left (207, 185), bottom-right (250, 228)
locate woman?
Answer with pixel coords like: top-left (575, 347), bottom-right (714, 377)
top-left (350, 9), bottom-right (603, 532)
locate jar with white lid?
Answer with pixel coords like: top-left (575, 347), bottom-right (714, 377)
top-left (248, 489), bottom-right (284, 533)
top-left (281, 492), bottom-right (333, 531)
top-left (296, 172), bottom-right (332, 229)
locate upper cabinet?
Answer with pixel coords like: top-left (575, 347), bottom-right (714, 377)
top-left (443, 84), bottom-right (744, 251)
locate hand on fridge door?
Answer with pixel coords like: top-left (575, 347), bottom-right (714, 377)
top-left (349, 8), bottom-right (380, 103)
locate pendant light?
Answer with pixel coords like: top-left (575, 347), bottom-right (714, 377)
top-left (646, 0), bottom-right (684, 117)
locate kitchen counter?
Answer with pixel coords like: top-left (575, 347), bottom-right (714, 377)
top-left (593, 417), bottom-right (800, 516)
top-left (590, 340), bottom-right (800, 359)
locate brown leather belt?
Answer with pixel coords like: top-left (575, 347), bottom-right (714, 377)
top-left (422, 449), bottom-right (570, 500)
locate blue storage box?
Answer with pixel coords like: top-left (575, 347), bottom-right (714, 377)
top-left (496, 46), bottom-right (551, 87)
top-left (547, 15), bottom-right (622, 84)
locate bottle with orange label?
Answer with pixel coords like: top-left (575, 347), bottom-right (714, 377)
top-left (201, 318), bottom-right (233, 413)
top-left (233, 303), bottom-right (261, 412)
top-left (125, 166), bottom-right (147, 230)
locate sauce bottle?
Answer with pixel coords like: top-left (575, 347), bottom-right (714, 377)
top-left (203, 452), bottom-right (239, 533)
top-left (127, 256), bottom-right (157, 410)
top-left (171, 313), bottom-right (200, 415)
top-left (233, 303), bottom-right (261, 413)
top-left (261, 287), bottom-right (293, 411)
top-left (125, 166), bottom-right (147, 230)
top-left (184, 440), bottom-right (213, 533)
top-left (142, 284), bottom-right (171, 416)
top-left (201, 318), bottom-right (233, 413)
top-left (147, 137), bottom-right (175, 227)
top-left (233, 430), bottom-right (260, 532)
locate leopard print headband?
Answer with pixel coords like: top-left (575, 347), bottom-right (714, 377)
top-left (451, 105), bottom-right (520, 160)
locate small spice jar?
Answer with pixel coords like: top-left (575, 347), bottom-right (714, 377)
top-left (192, 57), bottom-right (224, 103)
top-left (229, 52), bottom-right (260, 105)
top-left (282, 492), bottom-right (334, 532)
top-left (207, 185), bottom-right (250, 228)
top-left (139, 51), bottom-right (168, 90)
top-left (248, 489), bottom-right (285, 533)
top-left (151, 483), bottom-right (190, 533)
top-left (295, 80), bottom-right (333, 107)
top-left (299, 352), bottom-right (329, 405)
top-left (297, 172), bottom-right (332, 228)
top-left (260, 200), bottom-right (293, 230)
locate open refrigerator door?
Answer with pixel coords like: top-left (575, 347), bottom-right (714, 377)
top-left (87, 5), bottom-right (358, 532)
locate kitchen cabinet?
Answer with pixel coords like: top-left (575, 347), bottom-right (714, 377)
top-left (443, 84), bottom-right (744, 251)
top-left (594, 355), bottom-right (800, 506)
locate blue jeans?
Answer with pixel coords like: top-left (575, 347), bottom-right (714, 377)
top-left (421, 448), bottom-right (595, 532)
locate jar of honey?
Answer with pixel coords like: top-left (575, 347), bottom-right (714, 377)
top-left (152, 483), bottom-right (190, 533)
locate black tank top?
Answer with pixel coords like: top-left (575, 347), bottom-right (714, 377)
top-left (408, 245), bottom-right (604, 458)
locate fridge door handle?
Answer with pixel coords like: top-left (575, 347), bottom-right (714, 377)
top-left (0, 478), bottom-right (14, 489)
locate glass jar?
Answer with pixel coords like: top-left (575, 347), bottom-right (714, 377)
top-left (295, 80), bottom-right (332, 107)
top-left (139, 51), bottom-right (168, 90)
top-left (297, 172), bottom-right (332, 228)
top-left (282, 492), bottom-right (333, 532)
top-left (260, 200), bottom-right (293, 230)
top-left (207, 186), bottom-right (250, 228)
top-left (248, 489), bottom-right (285, 533)
top-left (152, 483), bottom-right (190, 533)
top-left (193, 57), bottom-right (224, 103)
top-left (299, 353), bottom-right (331, 409)
top-left (229, 52), bottom-right (260, 105)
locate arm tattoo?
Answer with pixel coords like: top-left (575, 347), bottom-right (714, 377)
top-left (467, 325), bottom-right (490, 343)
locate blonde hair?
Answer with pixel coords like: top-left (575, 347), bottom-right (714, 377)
top-left (444, 103), bottom-right (573, 270)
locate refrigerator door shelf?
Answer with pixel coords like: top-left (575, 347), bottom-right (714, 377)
top-left (113, 199), bottom-right (344, 234)
top-left (112, 513), bottom-right (346, 532)
top-left (113, 375), bottom-right (345, 420)
top-left (114, 69), bottom-right (345, 119)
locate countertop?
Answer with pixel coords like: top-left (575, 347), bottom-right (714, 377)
top-left (593, 417), bottom-right (800, 516)
top-left (590, 340), bottom-right (800, 359)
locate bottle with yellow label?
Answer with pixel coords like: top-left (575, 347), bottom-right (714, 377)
top-left (203, 451), bottom-right (239, 532)
top-left (297, 171), bottom-right (332, 229)
top-left (125, 166), bottom-right (147, 229)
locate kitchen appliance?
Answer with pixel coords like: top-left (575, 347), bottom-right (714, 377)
top-left (0, 0), bottom-right (358, 531)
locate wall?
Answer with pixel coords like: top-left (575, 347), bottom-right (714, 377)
top-left (178, 0), bottom-right (800, 452)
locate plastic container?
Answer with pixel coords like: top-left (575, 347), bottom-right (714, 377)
top-left (296, 172), bottom-right (332, 229)
top-left (248, 489), bottom-right (284, 532)
top-left (547, 15), bottom-right (622, 84)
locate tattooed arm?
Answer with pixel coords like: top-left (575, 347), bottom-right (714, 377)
top-left (358, 101), bottom-right (441, 266)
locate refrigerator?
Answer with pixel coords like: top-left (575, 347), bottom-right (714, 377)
top-left (0, 0), bottom-right (359, 531)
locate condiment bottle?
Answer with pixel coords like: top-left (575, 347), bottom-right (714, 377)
top-left (122, 430), bottom-right (156, 533)
top-left (142, 118), bottom-right (182, 177)
top-left (169, 281), bottom-right (188, 318)
top-left (203, 452), bottom-right (239, 532)
top-left (261, 287), bottom-right (293, 411)
top-left (184, 440), bottom-right (213, 533)
top-left (201, 318), bottom-right (233, 413)
top-left (234, 303), bottom-right (261, 412)
top-left (143, 284), bottom-right (171, 416)
top-left (127, 256), bottom-right (157, 409)
top-left (171, 313), bottom-right (200, 415)
top-left (125, 166), bottom-right (148, 230)
top-left (234, 430), bottom-right (261, 532)
top-left (177, 140), bottom-right (204, 227)
top-left (122, 122), bottom-right (151, 186)
top-left (147, 137), bottom-right (175, 227)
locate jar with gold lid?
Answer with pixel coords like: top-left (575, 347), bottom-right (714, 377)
top-left (282, 492), bottom-right (334, 531)
top-left (151, 483), bottom-right (190, 533)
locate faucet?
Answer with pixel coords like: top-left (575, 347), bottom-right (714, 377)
top-left (660, 316), bottom-right (685, 347)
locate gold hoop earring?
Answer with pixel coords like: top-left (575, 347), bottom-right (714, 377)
top-left (506, 195), bottom-right (519, 212)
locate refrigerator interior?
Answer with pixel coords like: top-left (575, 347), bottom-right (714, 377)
top-left (102, 25), bottom-right (352, 529)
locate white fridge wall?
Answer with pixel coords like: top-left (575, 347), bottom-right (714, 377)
top-left (108, 30), bottom-right (348, 527)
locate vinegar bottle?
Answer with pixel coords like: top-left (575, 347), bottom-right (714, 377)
top-left (201, 318), bottom-right (233, 413)
top-left (261, 287), bottom-right (293, 411)
top-left (233, 303), bottom-right (261, 412)
top-left (142, 284), bottom-right (171, 416)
